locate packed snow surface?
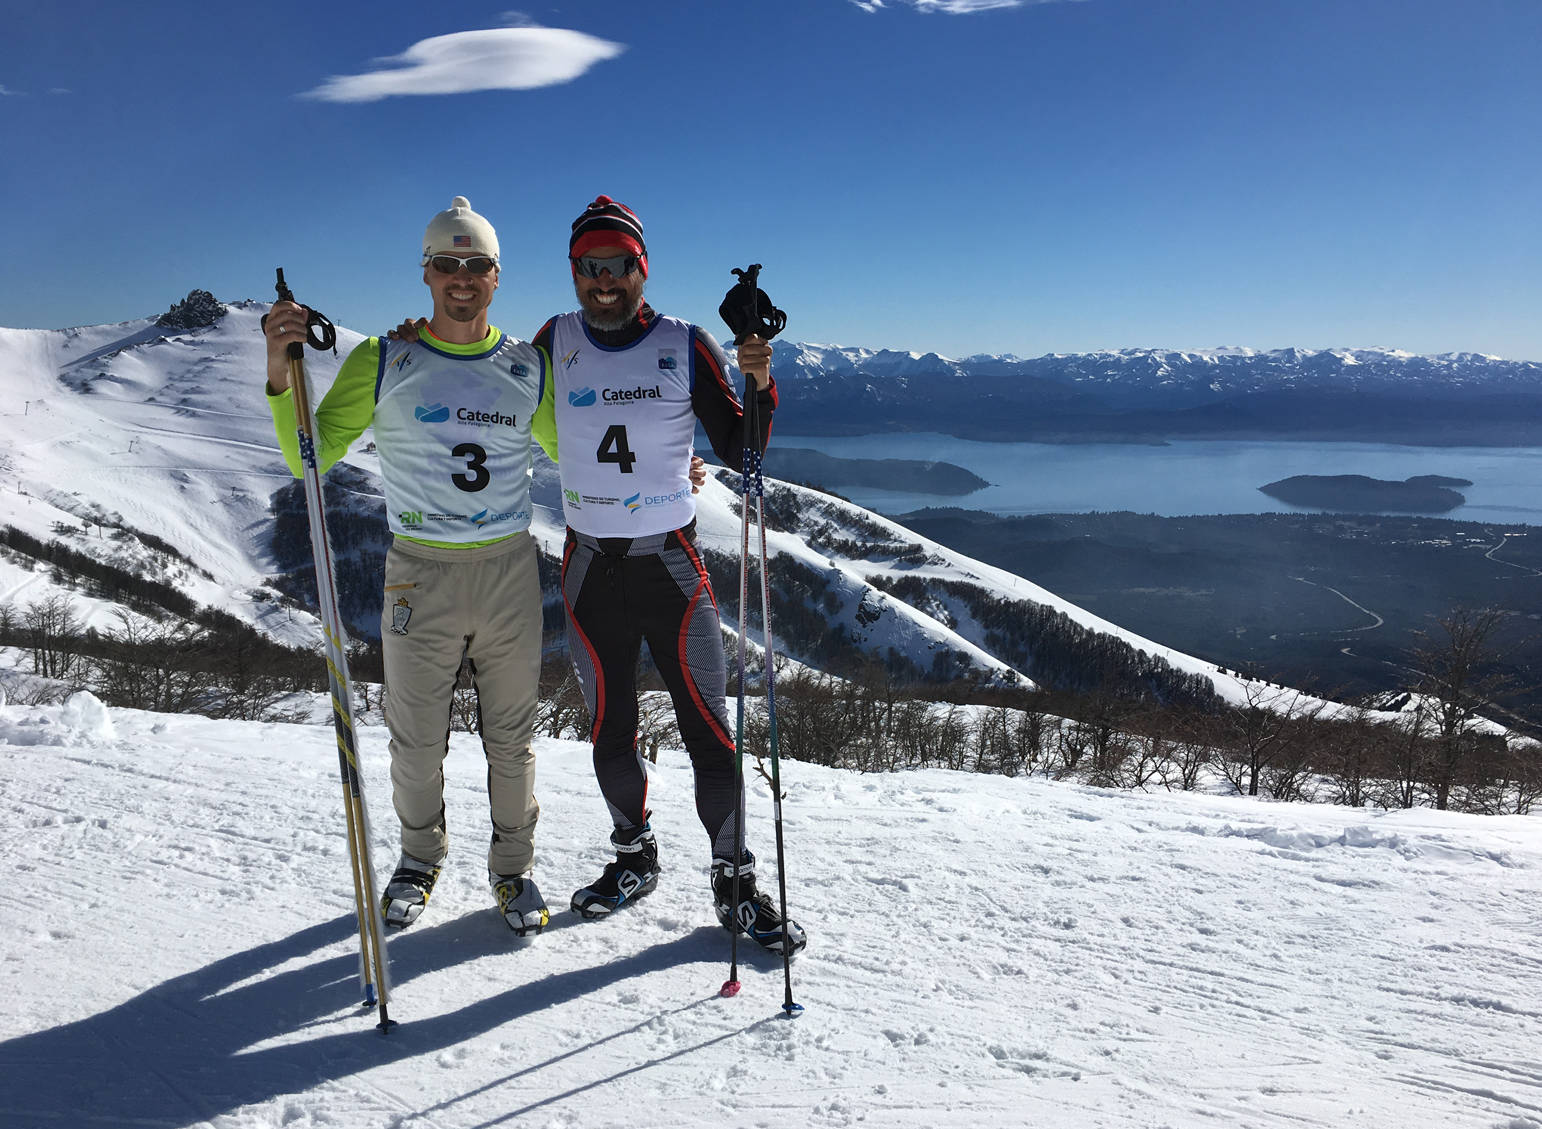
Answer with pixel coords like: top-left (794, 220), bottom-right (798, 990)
top-left (4, 693), bottom-right (1540, 1128)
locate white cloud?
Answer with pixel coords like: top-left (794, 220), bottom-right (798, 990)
top-left (0, 85), bottom-right (19, 96)
top-left (302, 26), bottom-right (625, 103)
top-left (853, 0), bottom-right (1082, 12)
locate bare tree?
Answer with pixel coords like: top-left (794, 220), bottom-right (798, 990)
top-left (1205, 679), bottom-right (1318, 797)
top-left (1381, 697), bottom-right (1433, 810)
top-left (1315, 708), bottom-right (1380, 808)
top-left (1151, 710), bottom-right (1212, 792)
top-left (536, 654), bottom-right (589, 739)
top-left (447, 654), bottom-right (480, 734)
top-left (1409, 607), bottom-right (1519, 811)
top-left (636, 692), bottom-right (682, 763)
top-left (88, 611), bottom-right (209, 714)
top-left (24, 595), bottom-right (84, 681)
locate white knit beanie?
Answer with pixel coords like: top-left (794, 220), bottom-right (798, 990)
top-left (422, 196), bottom-right (499, 263)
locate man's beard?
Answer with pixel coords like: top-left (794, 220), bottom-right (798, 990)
top-left (577, 281), bottom-right (644, 332)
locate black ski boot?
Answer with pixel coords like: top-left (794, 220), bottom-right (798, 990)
top-left (711, 850), bottom-right (807, 956)
top-left (571, 824), bottom-right (661, 918)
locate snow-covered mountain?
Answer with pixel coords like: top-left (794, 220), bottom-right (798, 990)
top-left (766, 341), bottom-right (1542, 443)
top-left (0, 296), bottom-right (1427, 714)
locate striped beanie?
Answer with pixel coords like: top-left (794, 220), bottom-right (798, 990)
top-left (569, 195), bottom-right (648, 277)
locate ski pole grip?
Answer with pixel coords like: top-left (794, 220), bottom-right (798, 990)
top-left (261, 267), bottom-right (339, 355)
top-left (719, 264), bottom-right (787, 346)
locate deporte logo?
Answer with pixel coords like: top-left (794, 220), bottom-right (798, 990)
top-left (415, 403), bottom-right (451, 423)
top-left (624, 492), bottom-right (641, 512)
top-left (644, 487), bottom-right (691, 506)
top-left (471, 508), bottom-right (526, 525)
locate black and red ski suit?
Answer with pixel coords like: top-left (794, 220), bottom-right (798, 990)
top-left (533, 306), bottom-right (775, 857)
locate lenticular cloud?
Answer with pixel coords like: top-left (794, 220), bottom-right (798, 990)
top-left (304, 27), bottom-right (625, 103)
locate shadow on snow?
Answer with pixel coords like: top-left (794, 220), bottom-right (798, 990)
top-left (0, 911), bottom-right (778, 1126)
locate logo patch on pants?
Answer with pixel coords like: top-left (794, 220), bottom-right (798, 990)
top-left (390, 595), bottom-right (413, 636)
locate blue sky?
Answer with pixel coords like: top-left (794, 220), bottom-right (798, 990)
top-left (3, 0), bottom-right (1539, 359)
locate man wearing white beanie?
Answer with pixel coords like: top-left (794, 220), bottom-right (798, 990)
top-left (262, 196), bottom-right (554, 937)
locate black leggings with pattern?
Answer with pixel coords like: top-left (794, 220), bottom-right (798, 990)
top-left (560, 524), bottom-right (742, 859)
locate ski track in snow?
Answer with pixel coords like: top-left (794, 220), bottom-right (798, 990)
top-left (2, 698), bottom-right (1541, 1128)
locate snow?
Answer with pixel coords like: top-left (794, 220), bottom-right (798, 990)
top-left (4, 692), bottom-right (1540, 1128)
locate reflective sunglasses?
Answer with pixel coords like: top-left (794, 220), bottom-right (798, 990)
top-left (573, 254), bottom-right (640, 280)
top-left (425, 254), bottom-right (498, 276)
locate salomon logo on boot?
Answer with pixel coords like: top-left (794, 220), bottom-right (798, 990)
top-left (711, 851), bottom-right (808, 957)
top-left (571, 823), bottom-right (661, 918)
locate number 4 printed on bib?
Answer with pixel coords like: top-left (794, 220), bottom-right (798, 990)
top-left (597, 424), bottom-right (637, 473)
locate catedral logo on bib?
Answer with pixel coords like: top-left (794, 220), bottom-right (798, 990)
top-left (602, 385), bottom-right (662, 403)
top-left (457, 407), bottom-right (518, 427)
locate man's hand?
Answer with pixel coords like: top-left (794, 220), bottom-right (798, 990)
top-left (736, 334), bottom-right (773, 391)
top-left (262, 299), bottom-right (309, 395)
top-left (388, 317), bottom-right (428, 343)
top-left (689, 454), bottom-right (708, 494)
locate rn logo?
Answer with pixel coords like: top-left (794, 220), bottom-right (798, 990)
top-left (563, 488), bottom-right (581, 505)
top-left (414, 403), bottom-right (450, 423)
top-left (399, 510), bottom-right (424, 527)
top-left (568, 387), bottom-right (597, 407)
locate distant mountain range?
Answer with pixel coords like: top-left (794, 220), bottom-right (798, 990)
top-left (7, 293), bottom-right (1528, 721)
top-left (0, 298), bottom-right (1260, 713)
top-left (764, 343), bottom-right (1542, 444)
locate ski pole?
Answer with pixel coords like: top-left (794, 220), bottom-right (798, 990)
top-left (745, 385), bottom-right (802, 1018)
top-left (717, 266), bottom-right (800, 1015)
top-left (265, 269), bottom-right (395, 1032)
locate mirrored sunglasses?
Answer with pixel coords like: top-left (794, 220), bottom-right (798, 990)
top-left (573, 254), bottom-right (640, 280)
top-left (426, 254), bottom-right (498, 276)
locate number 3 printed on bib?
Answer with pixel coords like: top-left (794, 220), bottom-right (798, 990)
top-left (452, 442), bottom-right (490, 492)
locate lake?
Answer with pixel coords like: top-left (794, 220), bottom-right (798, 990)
top-left (771, 435), bottom-right (1542, 524)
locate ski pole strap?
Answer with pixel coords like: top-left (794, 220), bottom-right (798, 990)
top-left (719, 264), bottom-right (786, 346)
top-left (260, 267), bottom-right (338, 354)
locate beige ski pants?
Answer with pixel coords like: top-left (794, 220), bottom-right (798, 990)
top-left (380, 532), bottom-right (541, 877)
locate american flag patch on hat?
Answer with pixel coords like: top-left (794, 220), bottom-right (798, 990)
top-left (454, 235), bottom-right (472, 247)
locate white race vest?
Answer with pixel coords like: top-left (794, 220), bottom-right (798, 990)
top-left (372, 333), bottom-right (545, 542)
top-left (550, 313), bottom-right (698, 537)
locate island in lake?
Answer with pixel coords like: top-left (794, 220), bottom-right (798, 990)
top-left (761, 448), bottom-right (990, 495)
top-left (1258, 474), bottom-right (1473, 513)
